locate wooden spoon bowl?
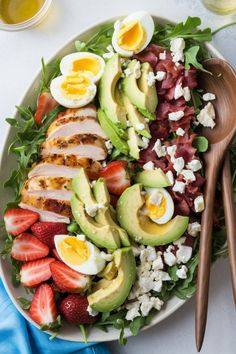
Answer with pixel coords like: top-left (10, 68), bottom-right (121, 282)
top-left (196, 58), bottom-right (236, 351)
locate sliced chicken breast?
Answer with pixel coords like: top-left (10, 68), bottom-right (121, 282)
top-left (19, 203), bottom-right (70, 223)
top-left (41, 135), bottom-right (107, 161)
top-left (22, 176), bottom-right (72, 201)
top-left (28, 155), bottom-right (101, 179)
top-left (47, 108), bottom-right (107, 140)
top-left (21, 193), bottom-right (72, 218)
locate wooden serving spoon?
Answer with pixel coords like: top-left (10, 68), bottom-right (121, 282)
top-left (196, 58), bottom-right (236, 351)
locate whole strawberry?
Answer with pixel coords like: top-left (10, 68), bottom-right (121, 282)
top-left (59, 295), bottom-right (98, 325)
top-left (31, 222), bottom-right (67, 248)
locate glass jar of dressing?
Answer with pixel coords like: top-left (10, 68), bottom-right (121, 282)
top-left (202, 0), bottom-right (236, 14)
top-left (0, 0), bottom-right (52, 31)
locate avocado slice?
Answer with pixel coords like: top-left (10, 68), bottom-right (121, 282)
top-left (72, 168), bottom-right (97, 208)
top-left (88, 247), bottom-right (136, 312)
top-left (97, 109), bottom-right (129, 155)
top-left (71, 194), bottom-right (121, 250)
top-left (135, 169), bottom-right (171, 188)
top-left (116, 184), bottom-right (189, 246)
top-left (122, 60), bottom-right (158, 118)
top-left (93, 178), bottom-right (130, 246)
top-left (127, 127), bottom-right (140, 160)
top-left (99, 54), bottom-right (127, 129)
top-left (99, 261), bottom-right (118, 280)
top-left (122, 94), bottom-right (151, 138)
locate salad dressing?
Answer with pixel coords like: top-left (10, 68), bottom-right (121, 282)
top-left (0, 0), bottom-right (45, 24)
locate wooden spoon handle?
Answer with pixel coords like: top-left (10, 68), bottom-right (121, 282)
top-left (195, 161), bottom-right (219, 352)
top-left (222, 152), bottom-right (236, 305)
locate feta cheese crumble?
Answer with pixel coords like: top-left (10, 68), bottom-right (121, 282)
top-left (176, 265), bottom-right (188, 279)
top-left (183, 86), bottom-right (191, 101)
top-left (140, 137), bottom-right (150, 149)
top-left (176, 127), bottom-right (185, 136)
top-left (186, 159), bottom-right (202, 172)
top-left (176, 245), bottom-right (192, 264)
top-left (133, 61), bottom-right (141, 79)
top-left (170, 38), bottom-right (185, 63)
top-left (100, 251), bottom-right (113, 261)
top-left (188, 222), bottom-right (201, 237)
top-left (145, 71), bottom-right (156, 86)
top-left (172, 180), bottom-right (186, 194)
top-left (85, 204), bottom-right (104, 217)
top-left (152, 139), bottom-right (167, 158)
top-left (174, 84), bottom-right (184, 100)
top-left (163, 249), bottom-right (177, 266)
top-left (197, 102), bottom-right (216, 129)
top-left (105, 140), bottom-right (113, 154)
top-left (167, 144), bottom-right (177, 157)
top-left (173, 157), bottom-right (185, 175)
top-left (136, 123), bottom-right (145, 131)
top-left (159, 50), bottom-right (166, 60)
top-left (124, 67), bottom-right (132, 77)
top-left (155, 71), bottom-right (166, 81)
top-left (194, 195), bottom-right (205, 212)
top-left (87, 305), bottom-right (98, 317)
top-left (166, 170), bottom-right (174, 185)
top-left (202, 92), bottom-right (216, 101)
top-left (168, 110), bottom-right (185, 121)
top-left (143, 161), bottom-right (154, 171)
top-left (181, 169), bottom-right (196, 183)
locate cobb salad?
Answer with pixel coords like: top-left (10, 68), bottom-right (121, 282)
top-left (1, 11), bottom-right (236, 344)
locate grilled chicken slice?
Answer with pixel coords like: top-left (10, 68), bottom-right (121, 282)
top-left (22, 176), bottom-right (72, 201)
top-left (47, 107), bottom-right (107, 140)
top-left (41, 135), bottom-right (107, 161)
top-left (20, 194), bottom-right (72, 219)
top-left (28, 155), bottom-right (101, 179)
top-left (19, 203), bottom-right (70, 223)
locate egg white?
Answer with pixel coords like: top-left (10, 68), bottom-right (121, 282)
top-left (145, 187), bottom-right (174, 224)
top-left (60, 52), bottom-right (105, 83)
top-left (54, 235), bottom-right (106, 275)
top-left (50, 74), bottom-right (96, 108)
top-left (112, 11), bottom-right (154, 57)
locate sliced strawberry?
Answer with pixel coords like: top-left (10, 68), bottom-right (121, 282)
top-left (59, 294), bottom-right (97, 325)
top-left (4, 208), bottom-right (39, 236)
top-left (11, 233), bottom-right (49, 261)
top-left (50, 261), bottom-right (89, 293)
top-left (31, 222), bottom-right (68, 249)
top-left (99, 160), bottom-right (131, 195)
top-left (34, 92), bottom-right (58, 125)
top-left (51, 248), bottom-right (62, 261)
top-left (29, 283), bottom-right (58, 325)
top-left (20, 257), bottom-right (55, 287)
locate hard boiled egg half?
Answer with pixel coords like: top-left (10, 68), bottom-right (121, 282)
top-left (144, 187), bottom-right (174, 224)
top-left (60, 52), bottom-right (105, 83)
top-left (112, 11), bottom-right (154, 57)
top-left (54, 234), bottom-right (106, 275)
top-left (50, 72), bottom-right (96, 108)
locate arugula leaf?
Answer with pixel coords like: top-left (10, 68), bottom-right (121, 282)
top-left (17, 297), bottom-right (31, 310)
top-left (4, 105), bottom-right (63, 200)
top-left (129, 316), bottom-right (146, 336)
top-left (38, 58), bottom-right (61, 94)
top-left (79, 324), bottom-right (88, 343)
top-left (184, 46), bottom-right (211, 73)
top-left (0, 233), bottom-right (13, 259)
top-left (75, 23), bottom-right (114, 56)
top-left (40, 315), bottom-right (62, 339)
top-left (11, 259), bottom-right (22, 288)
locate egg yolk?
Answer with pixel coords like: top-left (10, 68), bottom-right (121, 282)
top-left (145, 194), bottom-right (166, 219)
top-left (58, 237), bottom-right (90, 265)
top-left (117, 20), bottom-right (146, 51)
top-left (60, 74), bottom-right (90, 99)
top-left (72, 57), bottom-right (101, 77)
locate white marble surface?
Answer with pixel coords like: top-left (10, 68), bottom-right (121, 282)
top-left (0, 0), bottom-right (236, 353)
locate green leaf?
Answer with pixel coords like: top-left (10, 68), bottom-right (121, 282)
top-left (193, 136), bottom-right (209, 153)
top-left (75, 23), bottom-right (114, 56)
top-left (157, 17), bottom-right (212, 44)
top-left (129, 316), bottom-right (145, 336)
top-left (184, 46), bottom-right (211, 73)
top-left (79, 324), bottom-right (88, 343)
top-left (41, 315), bottom-right (62, 338)
top-left (191, 89), bottom-right (203, 112)
top-left (1, 234), bottom-right (13, 259)
top-left (11, 259), bottom-right (22, 288)
top-left (168, 265), bottom-right (179, 282)
top-left (17, 297), bottom-right (31, 310)
top-left (38, 58), bottom-right (61, 94)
